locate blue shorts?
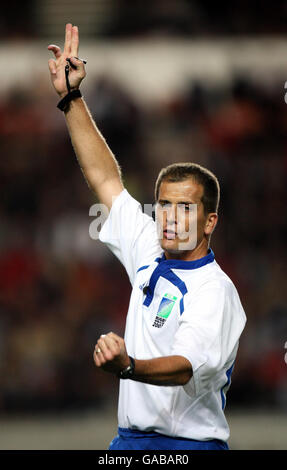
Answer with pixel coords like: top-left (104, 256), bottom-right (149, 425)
top-left (109, 427), bottom-right (229, 450)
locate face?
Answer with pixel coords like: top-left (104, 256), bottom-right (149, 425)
top-left (156, 178), bottom-right (217, 259)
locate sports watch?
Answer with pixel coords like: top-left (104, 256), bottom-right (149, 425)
top-left (117, 356), bottom-right (135, 379)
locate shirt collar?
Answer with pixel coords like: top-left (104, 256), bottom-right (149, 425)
top-left (157, 248), bottom-right (215, 270)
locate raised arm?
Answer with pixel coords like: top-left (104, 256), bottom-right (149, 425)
top-left (48, 23), bottom-right (124, 210)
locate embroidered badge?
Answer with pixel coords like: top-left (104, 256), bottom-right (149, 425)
top-left (152, 293), bottom-right (177, 328)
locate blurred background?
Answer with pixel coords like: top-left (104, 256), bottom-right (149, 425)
top-left (0, 0), bottom-right (287, 450)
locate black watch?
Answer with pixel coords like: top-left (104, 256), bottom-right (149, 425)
top-left (117, 356), bottom-right (135, 379)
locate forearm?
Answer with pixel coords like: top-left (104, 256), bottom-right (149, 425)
top-left (64, 97), bottom-right (124, 208)
top-left (94, 333), bottom-right (193, 387)
top-left (48, 25), bottom-right (124, 208)
top-left (132, 355), bottom-right (193, 386)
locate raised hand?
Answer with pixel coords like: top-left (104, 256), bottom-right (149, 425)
top-left (48, 23), bottom-right (86, 98)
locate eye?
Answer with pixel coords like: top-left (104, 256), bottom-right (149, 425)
top-left (177, 203), bottom-right (192, 212)
top-left (159, 202), bottom-right (171, 208)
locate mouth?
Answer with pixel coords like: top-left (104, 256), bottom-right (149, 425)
top-left (163, 229), bottom-right (177, 240)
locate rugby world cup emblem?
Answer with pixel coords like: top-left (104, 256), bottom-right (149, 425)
top-left (153, 293), bottom-right (177, 328)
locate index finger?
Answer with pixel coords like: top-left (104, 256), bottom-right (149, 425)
top-left (64, 23), bottom-right (72, 54)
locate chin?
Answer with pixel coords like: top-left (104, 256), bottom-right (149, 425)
top-left (160, 239), bottom-right (181, 255)
top-left (160, 237), bottom-right (198, 257)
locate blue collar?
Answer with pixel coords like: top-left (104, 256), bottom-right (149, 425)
top-left (142, 248), bottom-right (215, 313)
top-left (157, 248), bottom-right (215, 270)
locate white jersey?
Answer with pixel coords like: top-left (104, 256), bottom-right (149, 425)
top-left (99, 189), bottom-right (246, 442)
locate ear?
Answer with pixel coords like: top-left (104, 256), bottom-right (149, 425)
top-left (204, 213), bottom-right (218, 236)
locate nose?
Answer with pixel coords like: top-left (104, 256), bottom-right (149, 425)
top-left (166, 204), bottom-right (177, 225)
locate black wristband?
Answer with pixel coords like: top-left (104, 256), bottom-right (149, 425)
top-left (117, 356), bottom-right (135, 380)
top-left (57, 89), bottom-right (82, 112)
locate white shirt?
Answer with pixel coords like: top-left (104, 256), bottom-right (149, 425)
top-left (99, 189), bottom-right (246, 442)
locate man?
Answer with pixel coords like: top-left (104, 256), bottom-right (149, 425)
top-left (48, 24), bottom-right (246, 450)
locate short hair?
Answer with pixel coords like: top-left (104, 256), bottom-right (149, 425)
top-left (155, 162), bottom-right (220, 214)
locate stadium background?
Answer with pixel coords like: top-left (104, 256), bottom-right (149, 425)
top-left (0, 0), bottom-right (287, 449)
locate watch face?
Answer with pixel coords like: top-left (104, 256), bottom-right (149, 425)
top-left (121, 366), bottom-right (132, 379)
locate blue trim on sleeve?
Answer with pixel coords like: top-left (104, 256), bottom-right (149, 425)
top-left (220, 362), bottom-right (235, 410)
top-left (137, 265), bottom-right (150, 273)
top-left (179, 297), bottom-right (184, 315)
top-left (137, 256), bottom-right (162, 274)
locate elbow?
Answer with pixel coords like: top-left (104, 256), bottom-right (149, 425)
top-left (177, 369), bottom-right (193, 386)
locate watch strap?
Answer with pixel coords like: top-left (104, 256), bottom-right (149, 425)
top-left (117, 356), bottom-right (135, 379)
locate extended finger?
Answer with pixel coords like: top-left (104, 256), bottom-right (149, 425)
top-left (71, 25), bottom-right (79, 57)
top-left (64, 23), bottom-right (72, 54)
top-left (47, 44), bottom-right (62, 59)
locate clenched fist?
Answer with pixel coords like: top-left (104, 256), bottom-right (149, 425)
top-left (48, 23), bottom-right (86, 98)
top-left (93, 332), bottom-right (130, 375)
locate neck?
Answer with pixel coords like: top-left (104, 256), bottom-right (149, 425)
top-left (164, 238), bottom-right (209, 261)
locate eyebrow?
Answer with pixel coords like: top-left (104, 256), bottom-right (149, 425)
top-left (158, 199), bottom-right (196, 205)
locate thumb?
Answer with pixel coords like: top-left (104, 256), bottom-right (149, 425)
top-left (70, 57), bottom-right (86, 77)
top-left (69, 56), bottom-right (83, 68)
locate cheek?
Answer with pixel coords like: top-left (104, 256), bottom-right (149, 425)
top-left (182, 212), bottom-right (205, 236)
top-left (155, 208), bottom-right (164, 226)
top-left (197, 216), bottom-right (208, 236)
top-left (182, 212), bottom-right (197, 232)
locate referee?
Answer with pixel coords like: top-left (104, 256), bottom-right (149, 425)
top-left (48, 24), bottom-right (246, 451)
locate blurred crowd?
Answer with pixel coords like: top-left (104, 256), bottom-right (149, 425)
top-left (0, 69), bottom-right (287, 414)
top-left (2, 0), bottom-right (287, 40)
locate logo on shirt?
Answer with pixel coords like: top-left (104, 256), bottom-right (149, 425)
top-left (153, 293), bottom-right (177, 328)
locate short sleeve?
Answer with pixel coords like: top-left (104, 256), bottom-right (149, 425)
top-left (171, 280), bottom-right (246, 397)
top-left (99, 189), bottom-right (161, 285)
